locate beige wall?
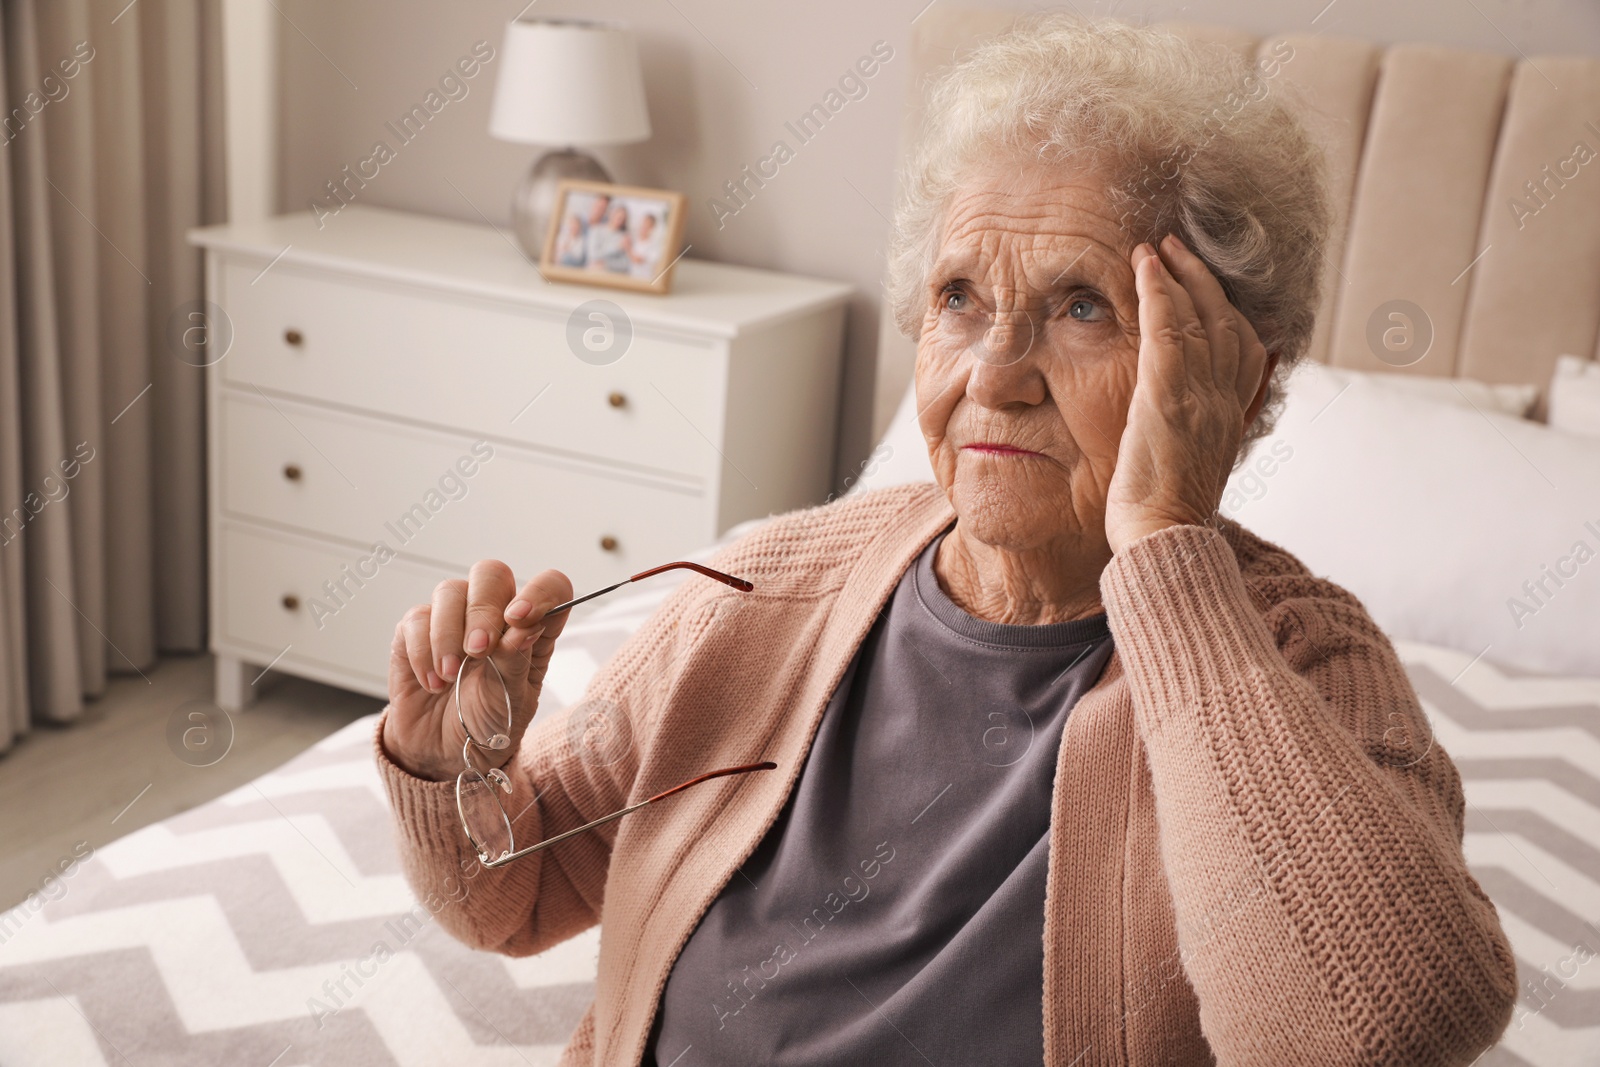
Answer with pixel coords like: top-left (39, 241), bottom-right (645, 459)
top-left (275, 0), bottom-right (1600, 490)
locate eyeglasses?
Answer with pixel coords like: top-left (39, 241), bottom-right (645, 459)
top-left (453, 561), bottom-right (775, 868)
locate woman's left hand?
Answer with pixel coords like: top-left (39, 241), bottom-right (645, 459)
top-left (1104, 234), bottom-right (1274, 555)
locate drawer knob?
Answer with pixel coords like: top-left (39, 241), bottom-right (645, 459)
top-left (281, 594), bottom-right (301, 611)
top-left (607, 391), bottom-right (627, 409)
top-left (283, 463), bottom-right (303, 482)
top-left (284, 328), bottom-right (304, 347)
top-left (599, 535), bottom-right (619, 552)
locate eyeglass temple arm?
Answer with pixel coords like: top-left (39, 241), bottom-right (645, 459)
top-left (479, 760), bottom-right (777, 869)
top-left (539, 562), bottom-right (754, 620)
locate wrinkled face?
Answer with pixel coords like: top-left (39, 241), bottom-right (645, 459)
top-left (916, 160), bottom-right (1143, 555)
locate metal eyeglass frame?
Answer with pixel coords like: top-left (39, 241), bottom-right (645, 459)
top-left (453, 561), bottom-right (775, 869)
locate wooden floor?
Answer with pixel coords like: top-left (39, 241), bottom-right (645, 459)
top-left (0, 654), bottom-right (382, 912)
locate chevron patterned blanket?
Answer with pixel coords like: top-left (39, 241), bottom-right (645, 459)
top-left (0, 579), bottom-right (1595, 1065)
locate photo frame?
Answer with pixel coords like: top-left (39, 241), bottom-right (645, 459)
top-left (540, 180), bottom-right (688, 294)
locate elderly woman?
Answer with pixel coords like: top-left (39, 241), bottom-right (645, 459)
top-left (375, 17), bottom-right (1515, 1067)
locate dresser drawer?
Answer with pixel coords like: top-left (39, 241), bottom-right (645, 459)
top-left (216, 522), bottom-right (450, 688)
top-left (217, 390), bottom-right (711, 588)
top-left (217, 260), bottom-right (723, 480)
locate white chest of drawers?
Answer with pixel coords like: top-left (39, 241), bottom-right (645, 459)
top-left (189, 205), bottom-right (850, 709)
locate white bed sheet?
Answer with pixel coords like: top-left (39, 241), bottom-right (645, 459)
top-left (1, 525), bottom-right (1595, 1065)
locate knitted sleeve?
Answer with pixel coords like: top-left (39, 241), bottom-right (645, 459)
top-left (371, 573), bottom-right (707, 959)
top-left (1100, 523), bottom-right (1517, 1066)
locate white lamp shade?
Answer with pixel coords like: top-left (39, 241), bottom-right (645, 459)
top-left (489, 20), bottom-right (651, 147)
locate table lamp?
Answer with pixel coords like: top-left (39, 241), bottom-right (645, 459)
top-left (489, 19), bottom-right (652, 260)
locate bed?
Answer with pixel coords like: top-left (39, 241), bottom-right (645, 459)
top-left (2, 576), bottom-right (1598, 1065)
top-left (0, 573), bottom-right (662, 1066)
top-left (6, 9), bottom-right (1600, 1066)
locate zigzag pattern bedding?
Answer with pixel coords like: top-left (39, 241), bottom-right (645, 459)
top-left (0, 583), bottom-right (1595, 1064)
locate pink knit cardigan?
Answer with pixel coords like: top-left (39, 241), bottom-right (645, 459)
top-left (374, 483), bottom-right (1516, 1065)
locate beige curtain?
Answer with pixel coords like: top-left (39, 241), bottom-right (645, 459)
top-left (0, 0), bottom-right (225, 753)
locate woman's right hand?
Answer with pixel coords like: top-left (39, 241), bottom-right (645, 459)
top-left (381, 560), bottom-right (575, 782)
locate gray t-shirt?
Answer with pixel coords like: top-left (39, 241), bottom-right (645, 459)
top-left (646, 530), bottom-right (1114, 1066)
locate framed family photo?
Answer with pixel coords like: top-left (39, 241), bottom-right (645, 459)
top-left (540, 180), bottom-right (688, 294)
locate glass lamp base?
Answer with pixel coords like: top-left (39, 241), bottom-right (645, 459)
top-left (511, 149), bottom-right (612, 263)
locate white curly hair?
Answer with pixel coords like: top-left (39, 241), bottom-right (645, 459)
top-left (886, 15), bottom-right (1332, 453)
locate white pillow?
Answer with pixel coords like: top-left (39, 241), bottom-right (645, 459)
top-left (1548, 353), bottom-right (1600, 437)
top-left (848, 365), bottom-right (1532, 498)
top-left (1316, 365), bottom-right (1537, 417)
top-left (1225, 361), bottom-right (1600, 678)
top-left (847, 381), bottom-right (936, 494)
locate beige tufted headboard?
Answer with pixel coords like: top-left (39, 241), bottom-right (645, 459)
top-left (872, 10), bottom-right (1600, 436)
